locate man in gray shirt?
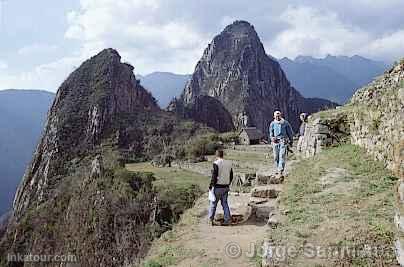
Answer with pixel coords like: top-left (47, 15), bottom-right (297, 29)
top-left (208, 150), bottom-right (233, 226)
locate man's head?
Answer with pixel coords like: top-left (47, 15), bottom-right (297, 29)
top-left (273, 110), bottom-right (282, 121)
top-left (216, 149), bottom-right (224, 158)
top-left (300, 113), bottom-right (307, 122)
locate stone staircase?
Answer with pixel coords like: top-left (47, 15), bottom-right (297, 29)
top-left (248, 170), bottom-right (285, 228)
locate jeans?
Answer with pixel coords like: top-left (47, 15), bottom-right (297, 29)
top-left (208, 187), bottom-right (231, 223)
top-left (272, 142), bottom-right (287, 171)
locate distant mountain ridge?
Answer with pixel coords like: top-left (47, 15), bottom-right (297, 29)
top-left (138, 72), bottom-right (191, 108)
top-left (279, 55), bottom-right (388, 103)
top-left (137, 55), bottom-right (387, 107)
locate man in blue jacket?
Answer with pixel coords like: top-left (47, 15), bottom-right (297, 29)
top-left (269, 110), bottom-right (294, 176)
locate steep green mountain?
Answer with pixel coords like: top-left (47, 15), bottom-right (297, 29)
top-left (0, 48), bottom-right (209, 266)
top-left (0, 90), bottom-right (54, 216)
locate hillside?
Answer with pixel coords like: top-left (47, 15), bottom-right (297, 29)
top-left (0, 89), bottom-right (54, 215)
top-left (0, 49), bottom-right (211, 266)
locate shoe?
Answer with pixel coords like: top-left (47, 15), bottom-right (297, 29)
top-left (221, 221), bottom-right (231, 226)
top-left (209, 219), bottom-right (215, 226)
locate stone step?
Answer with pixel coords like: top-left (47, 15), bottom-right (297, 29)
top-left (249, 197), bottom-right (268, 205)
top-left (399, 180), bottom-right (404, 204)
top-left (395, 238), bottom-right (404, 266)
top-left (267, 212), bottom-right (280, 228)
top-left (395, 211), bottom-right (404, 233)
top-left (253, 205), bottom-right (276, 221)
top-left (255, 173), bottom-right (284, 185)
top-left (249, 199), bottom-right (277, 222)
top-left (251, 185), bottom-right (282, 199)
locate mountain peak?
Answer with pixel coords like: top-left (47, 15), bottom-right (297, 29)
top-left (223, 20), bottom-right (254, 32)
top-left (97, 48), bottom-right (121, 58)
top-left (294, 55), bottom-right (315, 63)
top-left (220, 20), bottom-right (258, 41)
top-left (172, 22), bottom-right (335, 132)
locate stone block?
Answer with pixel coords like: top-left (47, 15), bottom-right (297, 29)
top-left (314, 124), bottom-right (330, 134)
top-left (251, 185), bottom-right (282, 198)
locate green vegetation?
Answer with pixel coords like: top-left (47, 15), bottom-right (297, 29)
top-left (125, 162), bottom-right (209, 190)
top-left (185, 133), bottom-right (223, 161)
top-left (141, 198), bottom-right (204, 267)
top-left (182, 131), bottom-right (243, 162)
top-left (270, 144), bottom-right (398, 266)
top-left (223, 149), bottom-right (269, 164)
top-left (126, 162), bottom-right (207, 231)
top-left (218, 131), bottom-right (239, 144)
top-left (143, 245), bottom-right (199, 267)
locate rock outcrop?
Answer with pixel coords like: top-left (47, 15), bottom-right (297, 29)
top-left (170, 20), bottom-right (336, 132)
top-left (298, 108), bottom-right (351, 157)
top-left (168, 95), bottom-right (234, 132)
top-left (299, 60), bottom-right (403, 171)
top-left (349, 61), bottom-right (404, 169)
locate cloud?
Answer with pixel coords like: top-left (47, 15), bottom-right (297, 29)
top-left (18, 44), bottom-right (58, 56)
top-left (1, 0), bottom-right (404, 91)
top-left (266, 6), bottom-right (370, 59)
top-left (360, 30), bottom-right (404, 61)
top-left (0, 61), bottom-right (8, 70)
top-left (265, 5), bottom-right (404, 62)
top-left (64, 0), bottom-right (209, 74)
top-left (0, 55), bottom-right (81, 90)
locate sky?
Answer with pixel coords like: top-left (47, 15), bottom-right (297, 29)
top-left (0, 0), bottom-right (404, 92)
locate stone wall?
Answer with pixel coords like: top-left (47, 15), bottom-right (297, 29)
top-left (299, 60), bottom-right (404, 265)
top-left (300, 60), bottom-right (403, 171)
top-left (394, 141), bottom-right (404, 266)
top-left (298, 108), bottom-right (350, 157)
top-left (349, 61), bottom-right (404, 170)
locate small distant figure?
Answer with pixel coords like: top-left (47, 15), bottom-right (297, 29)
top-left (269, 111), bottom-right (294, 176)
top-left (297, 113), bottom-right (308, 152)
top-left (208, 150), bottom-right (234, 226)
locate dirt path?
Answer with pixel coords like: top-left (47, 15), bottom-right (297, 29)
top-left (143, 145), bottom-right (297, 267)
top-left (174, 193), bottom-right (270, 267)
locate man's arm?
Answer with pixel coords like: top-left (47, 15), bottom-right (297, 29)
top-left (269, 122), bottom-right (274, 141)
top-left (229, 168), bottom-right (233, 185)
top-left (209, 163), bottom-right (218, 189)
top-left (286, 122), bottom-right (294, 145)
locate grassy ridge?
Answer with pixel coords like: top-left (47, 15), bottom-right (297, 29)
top-left (270, 144), bottom-right (398, 266)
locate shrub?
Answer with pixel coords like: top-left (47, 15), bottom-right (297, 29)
top-left (185, 134), bottom-right (223, 160)
top-left (156, 184), bottom-right (202, 227)
top-left (219, 131), bottom-right (239, 144)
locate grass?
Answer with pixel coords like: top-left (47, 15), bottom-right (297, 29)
top-left (142, 245), bottom-right (199, 267)
top-left (125, 162), bottom-right (209, 191)
top-left (221, 149), bottom-right (269, 164)
top-left (140, 198), bottom-right (204, 267)
top-left (269, 144), bottom-right (398, 266)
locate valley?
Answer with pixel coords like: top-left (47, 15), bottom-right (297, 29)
top-left (0, 15), bottom-right (402, 267)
